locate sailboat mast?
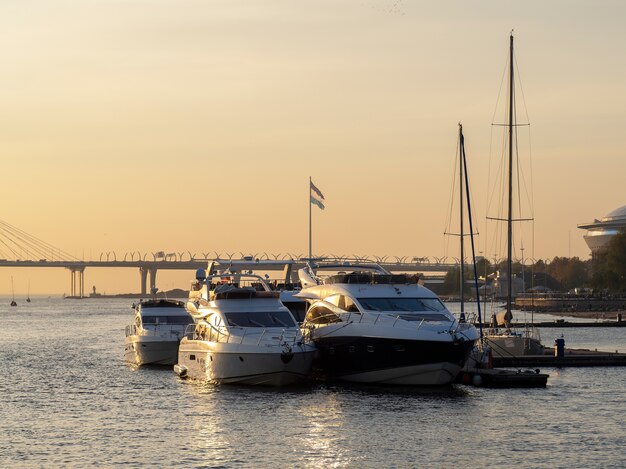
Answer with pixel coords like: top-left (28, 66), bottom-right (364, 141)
top-left (506, 33), bottom-right (515, 316)
top-left (459, 124), bottom-right (465, 313)
top-left (460, 125), bottom-right (483, 338)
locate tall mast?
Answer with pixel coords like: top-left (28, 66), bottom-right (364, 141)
top-left (460, 125), bottom-right (483, 338)
top-left (459, 124), bottom-right (465, 314)
top-left (308, 176), bottom-right (312, 259)
top-left (506, 33), bottom-right (514, 317)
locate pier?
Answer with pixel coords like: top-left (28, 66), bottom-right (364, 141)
top-left (493, 350), bottom-right (626, 367)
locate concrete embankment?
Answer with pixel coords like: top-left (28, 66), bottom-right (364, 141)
top-left (515, 296), bottom-right (626, 314)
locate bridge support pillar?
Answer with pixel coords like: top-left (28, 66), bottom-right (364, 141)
top-left (69, 267), bottom-right (85, 298)
top-left (149, 268), bottom-right (157, 294)
top-left (139, 267), bottom-right (158, 295)
top-left (139, 267), bottom-right (148, 295)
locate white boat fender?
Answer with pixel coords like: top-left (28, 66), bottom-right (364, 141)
top-left (174, 364), bottom-right (188, 378)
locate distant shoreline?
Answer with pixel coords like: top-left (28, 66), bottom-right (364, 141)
top-left (65, 288), bottom-right (188, 300)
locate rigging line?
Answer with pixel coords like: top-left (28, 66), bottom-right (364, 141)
top-left (463, 133), bottom-right (480, 252)
top-left (486, 39), bottom-right (517, 283)
top-left (484, 111), bottom-right (496, 268)
top-left (514, 51), bottom-right (532, 127)
top-left (443, 131), bottom-right (461, 258)
top-left (490, 45), bottom-right (510, 126)
top-left (512, 102), bottom-right (535, 241)
top-left (528, 119), bottom-right (535, 218)
top-left (513, 41), bottom-right (535, 225)
top-left (462, 128), bottom-right (481, 238)
top-left (460, 131), bottom-right (483, 337)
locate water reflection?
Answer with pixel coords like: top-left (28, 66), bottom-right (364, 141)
top-left (297, 387), bottom-right (350, 468)
top-left (2, 300), bottom-right (626, 468)
top-left (176, 382), bottom-right (229, 467)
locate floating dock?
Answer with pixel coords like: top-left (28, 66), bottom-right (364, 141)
top-left (457, 367), bottom-right (549, 388)
top-left (493, 349), bottom-right (626, 367)
top-left (477, 320), bottom-right (626, 328)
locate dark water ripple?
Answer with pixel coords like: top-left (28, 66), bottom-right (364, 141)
top-left (1, 298), bottom-right (625, 468)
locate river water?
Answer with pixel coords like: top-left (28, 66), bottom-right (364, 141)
top-left (1, 298), bottom-right (625, 468)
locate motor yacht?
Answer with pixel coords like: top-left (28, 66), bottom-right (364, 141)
top-left (297, 261), bottom-right (479, 385)
top-left (174, 269), bottom-right (315, 385)
top-left (124, 299), bottom-right (193, 366)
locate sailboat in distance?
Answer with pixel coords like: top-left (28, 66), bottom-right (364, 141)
top-left (10, 276), bottom-right (17, 307)
top-left (27, 280), bottom-right (31, 303)
top-left (483, 33), bottom-right (543, 357)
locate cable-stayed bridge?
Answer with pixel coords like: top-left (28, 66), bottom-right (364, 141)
top-left (0, 219), bottom-right (459, 297)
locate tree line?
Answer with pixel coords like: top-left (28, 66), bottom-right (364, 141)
top-left (441, 231), bottom-right (626, 296)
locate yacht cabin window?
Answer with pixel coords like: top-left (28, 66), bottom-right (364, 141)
top-left (224, 311), bottom-right (296, 328)
top-left (141, 315), bottom-right (192, 325)
top-left (305, 306), bottom-right (342, 325)
top-left (357, 298), bottom-right (446, 313)
top-left (324, 294), bottom-right (359, 312)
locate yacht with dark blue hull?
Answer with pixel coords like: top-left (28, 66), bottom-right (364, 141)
top-left (298, 262), bottom-right (479, 385)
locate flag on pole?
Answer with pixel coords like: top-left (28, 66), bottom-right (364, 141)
top-left (310, 180), bottom-right (325, 210)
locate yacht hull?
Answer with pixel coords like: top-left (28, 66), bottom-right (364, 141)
top-left (312, 336), bottom-right (475, 385)
top-left (177, 341), bottom-right (315, 386)
top-left (125, 337), bottom-right (181, 366)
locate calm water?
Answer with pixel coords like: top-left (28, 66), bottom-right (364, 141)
top-left (1, 298), bottom-right (625, 468)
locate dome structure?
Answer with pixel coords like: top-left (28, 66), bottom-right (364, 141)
top-left (578, 205), bottom-right (626, 256)
top-left (602, 205), bottom-right (626, 222)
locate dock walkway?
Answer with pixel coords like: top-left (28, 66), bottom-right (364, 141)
top-left (493, 349), bottom-right (626, 367)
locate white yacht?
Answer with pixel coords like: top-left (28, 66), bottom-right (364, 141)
top-left (174, 269), bottom-right (315, 386)
top-left (124, 299), bottom-right (193, 366)
top-left (297, 261), bottom-right (479, 385)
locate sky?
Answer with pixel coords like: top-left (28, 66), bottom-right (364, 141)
top-left (1, 0), bottom-right (625, 294)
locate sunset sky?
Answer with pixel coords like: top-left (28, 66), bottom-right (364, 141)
top-left (2, 0), bottom-right (625, 294)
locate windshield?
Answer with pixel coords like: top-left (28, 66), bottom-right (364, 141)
top-left (224, 311), bottom-right (296, 328)
top-left (142, 315), bottom-right (191, 325)
top-left (357, 297), bottom-right (446, 313)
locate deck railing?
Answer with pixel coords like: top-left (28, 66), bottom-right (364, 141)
top-left (125, 323), bottom-right (192, 338)
top-left (183, 323), bottom-right (305, 347)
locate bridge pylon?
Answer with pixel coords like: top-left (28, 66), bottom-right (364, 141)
top-left (139, 266), bottom-right (158, 296)
top-left (69, 267), bottom-right (85, 298)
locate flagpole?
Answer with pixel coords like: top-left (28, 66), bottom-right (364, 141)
top-left (308, 176), bottom-right (312, 259)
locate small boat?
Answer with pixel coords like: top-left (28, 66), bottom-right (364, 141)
top-left (298, 260), bottom-right (480, 385)
top-left (124, 299), bottom-right (193, 366)
top-left (176, 269), bottom-right (315, 385)
top-left (10, 277), bottom-right (17, 307)
top-left (26, 280), bottom-right (31, 303)
top-left (457, 367), bottom-right (548, 388)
